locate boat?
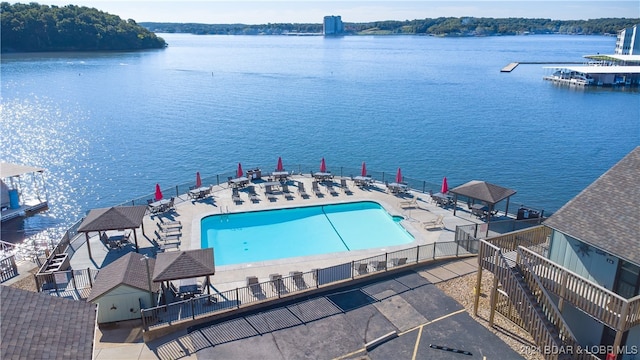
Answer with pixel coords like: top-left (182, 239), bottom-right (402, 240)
top-left (1, 162), bottom-right (49, 223)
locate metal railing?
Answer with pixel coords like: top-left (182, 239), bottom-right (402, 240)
top-left (141, 239), bottom-right (478, 331)
top-left (34, 267), bottom-right (99, 299)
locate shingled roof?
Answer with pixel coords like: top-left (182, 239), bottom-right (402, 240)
top-left (152, 248), bottom-right (215, 282)
top-left (544, 147), bottom-right (640, 266)
top-left (87, 252), bottom-right (159, 302)
top-left (1, 286), bottom-right (96, 360)
top-left (77, 205), bottom-right (147, 232)
top-left (449, 180), bottom-right (517, 205)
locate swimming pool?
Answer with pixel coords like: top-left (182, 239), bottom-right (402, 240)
top-left (201, 201), bottom-right (414, 266)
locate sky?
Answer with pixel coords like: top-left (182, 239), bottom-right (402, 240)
top-left (41, 1), bottom-right (640, 24)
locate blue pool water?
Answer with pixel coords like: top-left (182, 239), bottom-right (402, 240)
top-left (201, 201), bottom-right (414, 266)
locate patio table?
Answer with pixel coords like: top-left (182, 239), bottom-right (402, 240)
top-left (313, 172), bottom-right (333, 181)
top-left (230, 176), bottom-right (249, 188)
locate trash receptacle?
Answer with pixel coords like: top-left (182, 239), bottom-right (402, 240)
top-left (8, 189), bottom-right (20, 209)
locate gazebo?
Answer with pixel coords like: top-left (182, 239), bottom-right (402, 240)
top-left (77, 205), bottom-right (148, 258)
top-left (152, 248), bottom-right (215, 303)
top-left (449, 180), bottom-right (517, 234)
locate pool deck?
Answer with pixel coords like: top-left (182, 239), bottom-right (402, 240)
top-left (67, 174), bottom-right (485, 293)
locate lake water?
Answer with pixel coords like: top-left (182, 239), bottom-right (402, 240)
top-left (1, 34), bottom-right (638, 240)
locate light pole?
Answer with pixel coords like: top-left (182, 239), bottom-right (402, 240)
top-left (141, 255), bottom-right (154, 308)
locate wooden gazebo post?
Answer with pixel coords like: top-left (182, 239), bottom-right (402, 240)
top-left (85, 232), bottom-right (92, 259)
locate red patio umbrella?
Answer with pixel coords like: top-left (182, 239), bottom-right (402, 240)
top-left (361, 162), bottom-right (367, 177)
top-left (395, 168), bottom-right (402, 183)
top-left (320, 158), bottom-right (327, 173)
top-left (196, 172), bottom-right (202, 188)
top-left (441, 177), bottom-right (449, 194)
top-left (237, 163), bottom-right (243, 178)
top-left (276, 157), bottom-right (284, 172)
top-left (154, 183), bottom-right (163, 201)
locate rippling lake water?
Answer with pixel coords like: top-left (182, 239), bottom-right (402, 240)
top-left (1, 34), bottom-right (638, 240)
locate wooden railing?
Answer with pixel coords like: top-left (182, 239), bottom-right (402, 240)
top-left (480, 241), bottom-right (566, 360)
top-left (518, 246), bottom-right (640, 333)
top-left (517, 248), bottom-right (598, 360)
top-left (485, 225), bottom-right (551, 253)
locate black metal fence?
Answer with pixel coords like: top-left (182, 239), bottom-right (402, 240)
top-left (141, 238), bottom-right (478, 331)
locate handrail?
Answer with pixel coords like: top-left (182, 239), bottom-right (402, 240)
top-left (517, 248), bottom-right (597, 360)
top-left (518, 246), bottom-right (628, 331)
top-left (490, 247), bottom-right (564, 360)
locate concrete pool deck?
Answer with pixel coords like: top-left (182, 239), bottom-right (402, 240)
top-left (68, 174), bottom-right (487, 293)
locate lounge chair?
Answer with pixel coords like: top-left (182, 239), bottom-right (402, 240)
top-left (340, 179), bottom-right (353, 195)
top-left (246, 276), bottom-right (263, 297)
top-left (423, 215), bottom-right (445, 230)
top-left (232, 188), bottom-right (243, 204)
top-left (269, 273), bottom-right (287, 295)
top-left (157, 222), bottom-right (180, 235)
top-left (326, 183), bottom-right (339, 196)
top-left (298, 182), bottom-right (310, 199)
top-left (369, 260), bottom-right (387, 271)
top-left (159, 220), bottom-right (182, 230)
top-left (354, 262), bottom-right (368, 275)
top-left (312, 181), bottom-right (323, 197)
top-left (282, 183), bottom-right (295, 200)
top-left (265, 185), bottom-right (278, 202)
top-left (399, 197), bottom-right (419, 209)
top-left (290, 271), bottom-right (307, 290)
top-left (155, 229), bottom-right (180, 244)
top-left (391, 257), bottom-right (408, 267)
top-left (247, 186), bottom-right (260, 203)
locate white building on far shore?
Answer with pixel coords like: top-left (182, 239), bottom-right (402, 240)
top-left (616, 24), bottom-right (639, 55)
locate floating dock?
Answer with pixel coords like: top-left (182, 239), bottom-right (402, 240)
top-left (501, 62), bottom-right (519, 72)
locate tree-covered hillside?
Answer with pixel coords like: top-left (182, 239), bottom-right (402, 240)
top-left (1, 2), bottom-right (166, 52)
top-left (141, 17), bottom-right (639, 36)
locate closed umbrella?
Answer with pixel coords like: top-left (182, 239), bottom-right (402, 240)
top-left (196, 172), bottom-right (202, 188)
top-left (320, 158), bottom-right (327, 173)
top-left (361, 162), bottom-right (367, 177)
top-left (441, 177), bottom-right (448, 194)
top-left (276, 157), bottom-right (284, 171)
top-left (154, 183), bottom-right (163, 201)
top-left (237, 163), bottom-right (243, 178)
top-left (395, 168), bottom-right (402, 183)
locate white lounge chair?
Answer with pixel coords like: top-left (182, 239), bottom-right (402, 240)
top-left (399, 197), bottom-right (419, 209)
top-left (423, 215), bottom-right (445, 230)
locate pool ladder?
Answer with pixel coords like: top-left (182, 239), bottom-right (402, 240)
top-left (220, 206), bottom-right (230, 221)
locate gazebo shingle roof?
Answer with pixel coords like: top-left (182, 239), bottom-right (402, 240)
top-left (1, 286), bottom-right (97, 360)
top-left (77, 205), bottom-right (147, 232)
top-left (544, 146), bottom-right (640, 266)
top-left (87, 252), bottom-right (159, 302)
top-left (152, 248), bottom-right (215, 282)
top-left (449, 180), bottom-right (517, 205)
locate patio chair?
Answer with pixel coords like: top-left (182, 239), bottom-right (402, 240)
top-left (354, 262), bottom-right (368, 275)
top-left (369, 260), bottom-right (387, 272)
top-left (282, 183), bottom-right (295, 200)
top-left (246, 276), bottom-right (263, 297)
top-left (157, 222), bottom-right (180, 235)
top-left (423, 215), bottom-right (445, 230)
top-left (159, 220), bottom-right (182, 230)
top-left (247, 186), bottom-right (260, 203)
top-left (163, 197), bottom-right (175, 212)
top-left (340, 179), bottom-right (353, 195)
top-left (269, 273), bottom-right (287, 295)
top-left (312, 181), bottom-right (323, 197)
top-left (265, 185), bottom-right (277, 202)
top-left (399, 197), bottom-right (418, 209)
top-left (326, 183), bottom-right (339, 196)
top-left (232, 188), bottom-right (243, 204)
top-left (391, 257), bottom-right (408, 267)
top-left (290, 271), bottom-right (307, 290)
top-left (298, 182), bottom-right (310, 199)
